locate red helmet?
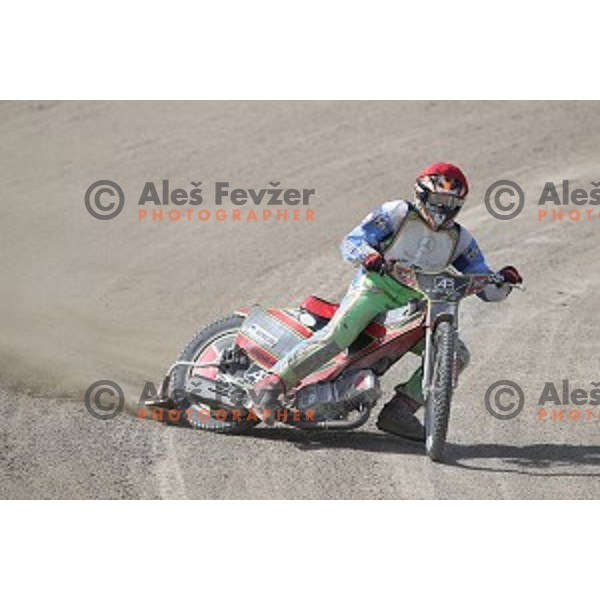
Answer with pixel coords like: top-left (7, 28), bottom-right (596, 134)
top-left (414, 162), bottom-right (469, 229)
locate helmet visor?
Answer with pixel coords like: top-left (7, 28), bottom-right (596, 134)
top-left (426, 192), bottom-right (465, 211)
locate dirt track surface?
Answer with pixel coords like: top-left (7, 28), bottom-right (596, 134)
top-left (1, 101), bottom-right (599, 499)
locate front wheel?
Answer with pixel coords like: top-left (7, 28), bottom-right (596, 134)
top-left (424, 320), bottom-right (456, 462)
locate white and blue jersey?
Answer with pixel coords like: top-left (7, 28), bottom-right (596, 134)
top-left (341, 200), bottom-right (509, 302)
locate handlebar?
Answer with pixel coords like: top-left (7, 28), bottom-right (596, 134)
top-left (385, 261), bottom-right (526, 301)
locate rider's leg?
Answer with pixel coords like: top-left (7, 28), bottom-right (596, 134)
top-left (249, 271), bottom-right (418, 422)
top-left (396, 336), bottom-right (470, 405)
top-left (275, 271), bottom-right (418, 387)
top-left (376, 337), bottom-right (470, 440)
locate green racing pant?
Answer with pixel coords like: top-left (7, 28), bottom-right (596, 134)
top-left (271, 270), bottom-right (470, 404)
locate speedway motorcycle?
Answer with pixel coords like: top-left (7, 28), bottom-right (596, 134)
top-left (155, 264), bottom-right (522, 462)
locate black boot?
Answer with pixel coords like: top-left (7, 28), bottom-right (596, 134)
top-left (376, 391), bottom-right (425, 442)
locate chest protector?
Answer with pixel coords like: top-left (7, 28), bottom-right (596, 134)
top-left (383, 211), bottom-right (460, 274)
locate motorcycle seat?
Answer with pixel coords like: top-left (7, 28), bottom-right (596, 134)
top-left (300, 295), bottom-right (386, 339)
top-left (300, 295), bottom-right (339, 319)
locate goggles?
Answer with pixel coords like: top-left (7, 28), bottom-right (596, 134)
top-left (425, 192), bottom-right (465, 211)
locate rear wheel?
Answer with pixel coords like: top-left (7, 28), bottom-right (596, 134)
top-left (170, 315), bottom-right (258, 434)
top-left (424, 321), bottom-right (456, 462)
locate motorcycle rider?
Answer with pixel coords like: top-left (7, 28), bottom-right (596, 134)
top-left (247, 163), bottom-right (523, 440)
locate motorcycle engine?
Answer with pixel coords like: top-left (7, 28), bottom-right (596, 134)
top-left (294, 370), bottom-right (381, 422)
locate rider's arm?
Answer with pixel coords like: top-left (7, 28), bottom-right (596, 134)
top-left (340, 200), bottom-right (408, 265)
top-left (452, 228), bottom-right (511, 302)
